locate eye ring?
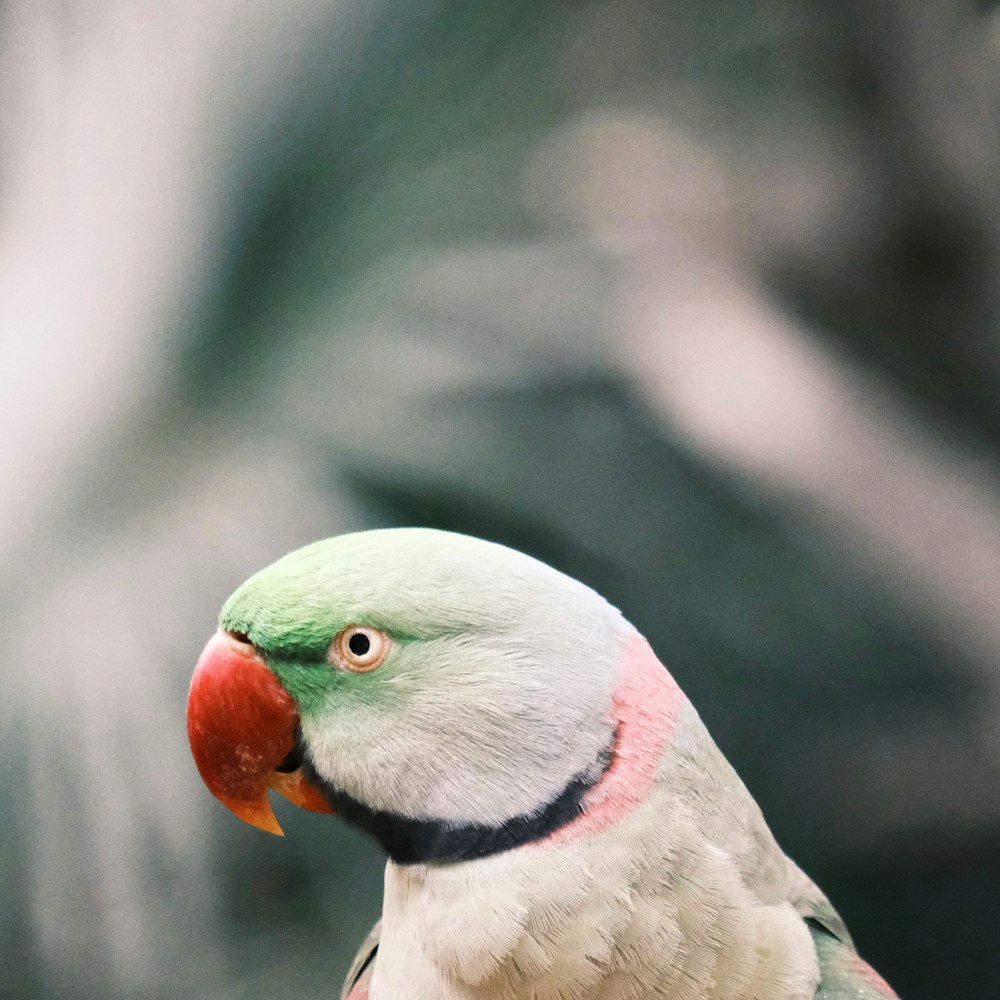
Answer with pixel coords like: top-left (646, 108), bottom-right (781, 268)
top-left (328, 626), bottom-right (391, 673)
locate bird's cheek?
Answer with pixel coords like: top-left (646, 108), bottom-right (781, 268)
top-left (186, 630), bottom-right (334, 835)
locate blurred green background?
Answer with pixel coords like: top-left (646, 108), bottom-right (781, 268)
top-left (2, 2), bottom-right (999, 997)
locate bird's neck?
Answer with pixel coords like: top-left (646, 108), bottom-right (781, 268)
top-left (369, 639), bottom-right (821, 1000)
top-left (372, 787), bottom-right (818, 1000)
top-left (534, 632), bottom-right (685, 847)
top-left (374, 838), bottom-right (640, 1000)
top-left (369, 635), bottom-right (688, 1000)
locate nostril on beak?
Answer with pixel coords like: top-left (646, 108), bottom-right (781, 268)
top-left (224, 629), bottom-right (254, 648)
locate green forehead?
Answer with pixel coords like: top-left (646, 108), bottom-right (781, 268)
top-left (218, 528), bottom-right (569, 657)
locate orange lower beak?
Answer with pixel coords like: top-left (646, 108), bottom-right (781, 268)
top-left (186, 631), bottom-right (334, 835)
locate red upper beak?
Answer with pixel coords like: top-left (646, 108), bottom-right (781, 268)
top-left (186, 631), bottom-right (334, 835)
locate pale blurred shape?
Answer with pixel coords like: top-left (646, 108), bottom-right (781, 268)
top-left (625, 268), bottom-right (1000, 682)
top-left (0, 2), bottom-right (374, 993)
top-left (0, 0), bottom-right (351, 565)
top-left (525, 111), bottom-right (731, 255)
top-left (528, 107), bottom-right (1000, 789)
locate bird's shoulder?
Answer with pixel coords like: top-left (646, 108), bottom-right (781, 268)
top-left (340, 920), bottom-right (381, 1000)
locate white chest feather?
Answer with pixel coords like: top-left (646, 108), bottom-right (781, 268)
top-left (370, 709), bottom-right (821, 1000)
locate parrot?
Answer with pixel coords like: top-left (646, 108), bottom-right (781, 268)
top-left (186, 527), bottom-right (898, 1000)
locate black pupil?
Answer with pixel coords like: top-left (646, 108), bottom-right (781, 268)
top-left (348, 632), bottom-right (371, 657)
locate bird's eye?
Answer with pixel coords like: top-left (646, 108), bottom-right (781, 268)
top-left (329, 626), bottom-right (391, 673)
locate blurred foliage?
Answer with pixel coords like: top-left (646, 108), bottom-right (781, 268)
top-left (3, 1), bottom-right (1000, 998)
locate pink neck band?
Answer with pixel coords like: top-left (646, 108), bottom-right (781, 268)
top-left (541, 632), bottom-right (684, 847)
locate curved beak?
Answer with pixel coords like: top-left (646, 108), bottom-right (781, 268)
top-left (186, 631), bottom-right (334, 835)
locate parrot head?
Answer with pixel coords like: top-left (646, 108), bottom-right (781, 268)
top-left (187, 528), bottom-right (632, 859)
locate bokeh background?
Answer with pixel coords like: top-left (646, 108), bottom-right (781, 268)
top-left (2, 2), bottom-right (999, 997)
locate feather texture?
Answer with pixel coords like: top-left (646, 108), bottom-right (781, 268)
top-left (357, 636), bottom-right (851, 999)
top-left (206, 529), bottom-right (894, 1000)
